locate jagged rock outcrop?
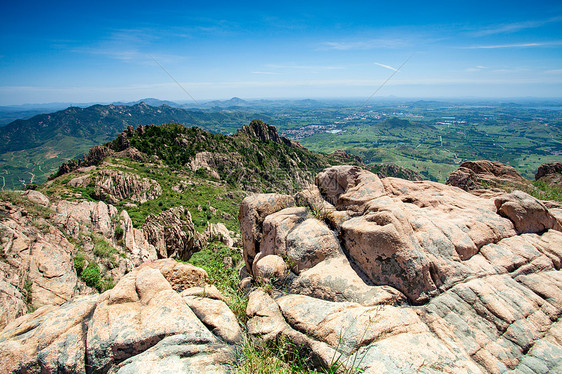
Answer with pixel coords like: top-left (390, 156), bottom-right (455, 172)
top-left (114, 146), bottom-right (145, 162)
top-left (203, 222), bottom-right (236, 248)
top-left (189, 151), bottom-right (242, 180)
top-left (92, 169), bottom-right (162, 204)
top-left (0, 194), bottom-right (79, 329)
top-left (143, 207), bottom-right (203, 261)
top-left (119, 210), bottom-right (158, 266)
top-left (53, 199), bottom-right (118, 238)
top-left (535, 162), bottom-right (562, 185)
top-left (0, 259), bottom-right (241, 373)
top-left (0, 190), bottom-right (161, 330)
top-left (241, 165), bottom-right (562, 373)
top-left (53, 197), bottom-right (157, 266)
top-left (236, 119), bottom-right (304, 149)
top-left (447, 160), bottom-right (526, 191)
top-left (56, 145), bottom-right (115, 177)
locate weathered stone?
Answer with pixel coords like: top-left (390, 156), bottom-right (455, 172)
top-left (495, 190), bottom-right (562, 234)
top-left (0, 261), bottom-right (239, 373)
top-left (0, 266), bottom-right (27, 331)
top-left (23, 190), bottom-right (50, 206)
top-left (86, 267), bottom-right (215, 371)
top-left (238, 193), bottom-right (295, 273)
top-left (109, 333), bottom-right (235, 374)
top-left (252, 254), bottom-right (288, 281)
top-left (143, 206), bottom-right (203, 260)
top-left (241, 165), bottom-right (562, 372)
top-left (204, 222), bottom-right (235, 248)
top-left (119, 210), bottom-right (158, 266)
top-left (260, 206), bottom-right (308, 257)
top-left (67, 174), bottom-right (91, 188)
top-left (447, 160), bottom-right (526, 191)
top-left (285, 218), bottom-right (342, 273)
top-left (92, 169), bottom-right (162, 203)
top-left (180, 284), bottom-right (226, 301)
top-left (189, 151), bottom-right (240, 180)
top-left (535, 162), bottom-right (562, 183)
top-left (0, 295), bottom-right (99, 373)
top-left (54, 199), bottom-right (118, 237)
top-left (0, 201), bottom-right (79, 316)
top-left (289, 256), bottom-right (405, 305)
top-left (315, 165), bottom-right (385, 210)
top-left (137, 258), bottom-right (209, 292)
top-left (183, 295), bottom-right (243, 344)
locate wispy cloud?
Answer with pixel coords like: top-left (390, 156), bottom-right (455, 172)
top-left (251, 71), bottom-right (279, 75)
top-left (265, 64), bottom-right (345, 70)
top-left (73, 28), bottom-right (187, 64)
top-left (374, 62), bottom-right (397, 71)
top-left (471, 16), bottom-right (562, 36)
top-left (319, 38), bottom-right (408, 50)
top-left (545, 69), bottom-right (562, 74)
top-left (466, 65), bottom-right (488, 72)
top-left (461, 41), bottom-right (562, 49)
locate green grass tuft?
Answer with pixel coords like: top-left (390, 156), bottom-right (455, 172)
top-left (188, 241), bottom-right (247, 322)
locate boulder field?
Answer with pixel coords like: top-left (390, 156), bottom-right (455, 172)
top-left (1, 164), bottom-right (561, 373)
top-left (240, 165), bottom-right (562, 373)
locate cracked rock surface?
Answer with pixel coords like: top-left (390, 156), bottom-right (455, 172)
top-left (0, 259), bottom-right (240, 373)
top-left (241, 165), bottom-right (562, 373)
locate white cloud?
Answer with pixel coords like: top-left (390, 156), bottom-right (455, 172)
top-left (251, 71), bottom-right (280, 75)
top-left (545, 69), bottom-right (562, 74)
top-left (265, 64), bottom-right (345, 70)
top-left (319, 38), bottom-right (408, 50)
top-left (461, 41), bottom-right (562, 49)
top-left (470, 16), bottom-right (562, 36)
top-left (374, 62), bottom-right (397, 71)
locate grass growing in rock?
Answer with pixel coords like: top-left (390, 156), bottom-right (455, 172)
top-left (235, 336), bottom-right (317, 374)
top-left (527, 179), bottom-right (562, 202)
top-left (187, 241), bottom-right (247, 323)
top-left (0, 191), bottom-right (52, 220)
top-left (92, 233), bottom-right (124, 263)
top-left (74, 249), bottom-right (115, 293)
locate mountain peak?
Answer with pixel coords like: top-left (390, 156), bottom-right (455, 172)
top-left (235, 119), bottom-right (304, 149)
top-left (236, 119), bottom-right (281, 143)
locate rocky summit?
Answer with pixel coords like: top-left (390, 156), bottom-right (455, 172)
top-left (240, 165), bottom-right (562, 373)
top-left (1, 145), bottom-right (562, 373)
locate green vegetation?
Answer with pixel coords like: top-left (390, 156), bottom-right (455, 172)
top-left (2, 100), bottom-right (561, 188)
top-left (0, 103), bottom-right (265, 189)
top-left (78, 262), bottom-right (114, 292)
top-left (525, 179), bottom-right (562, 202)
top-left (113, 121), bottom-right (352, 195)
top-left (92, 234), bottom-right (118, 260)
top-left (235, 336), bottom-right (317, 374)
top-left (0, 191), bottom-right (52, 220)
top-left (74, 250), bottom-right (87, 274)
top-left (188, 241), bottom-right (247, 322)
top-left (74, 249), bottom-right (115, 293)
top-left (24, 278), bottom-right (33, 310)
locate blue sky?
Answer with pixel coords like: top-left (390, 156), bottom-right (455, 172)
top-left (1, 0), bottom-right (561, 105)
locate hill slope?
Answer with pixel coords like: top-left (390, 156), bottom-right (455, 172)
top-left (43, 119), bottom-right (363, 227)
top-left (0, 103), bottom-right (269, 189)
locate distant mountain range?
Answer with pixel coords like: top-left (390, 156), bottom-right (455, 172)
top-left (0, 102), bottom-right (270, 189)
top-left (0, 98), bottom-right (336, 126)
